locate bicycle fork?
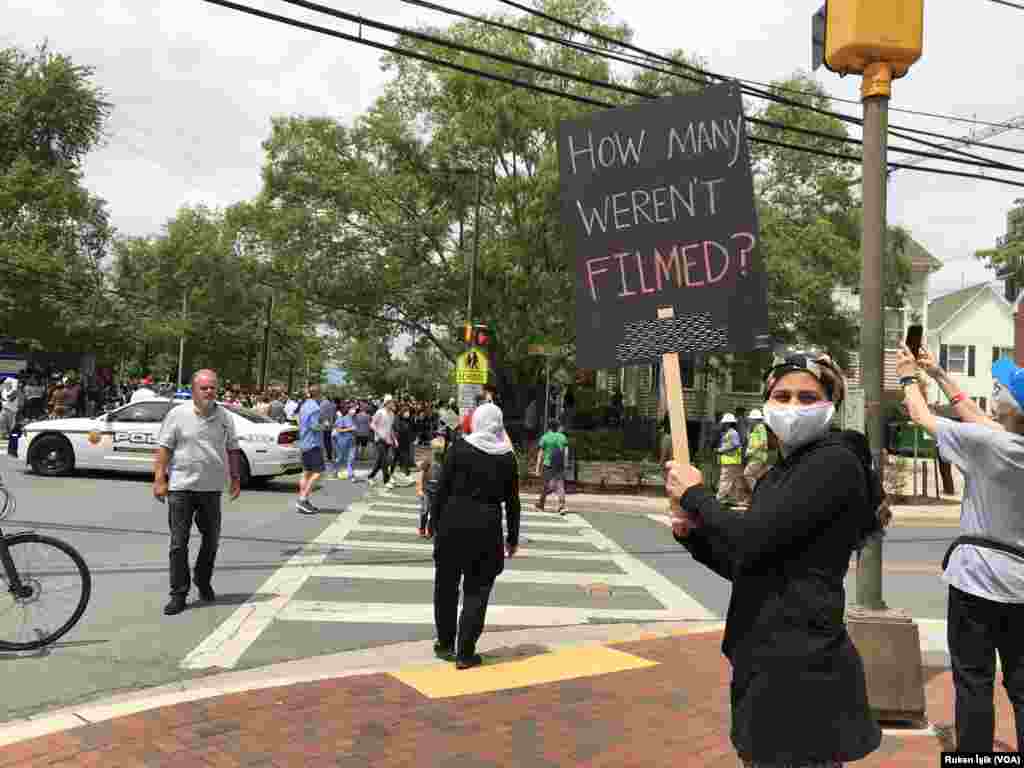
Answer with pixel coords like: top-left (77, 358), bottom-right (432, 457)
top-left (0, 540), bottom-right (31, 599)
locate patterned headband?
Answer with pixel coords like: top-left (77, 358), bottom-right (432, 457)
top-left (763, 351), bottom-right (846, 405)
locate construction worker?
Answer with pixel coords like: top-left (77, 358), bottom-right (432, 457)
top-left (716, 413), bottom-right (744, 505)
top-left (742, 409), bottom-right (770, 502)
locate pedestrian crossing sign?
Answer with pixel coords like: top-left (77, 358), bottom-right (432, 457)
top-left (456, 346), bottom-right (489, 384)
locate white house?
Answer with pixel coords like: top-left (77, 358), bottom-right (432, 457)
top-left (925, 282), bottom-right (1016, 408)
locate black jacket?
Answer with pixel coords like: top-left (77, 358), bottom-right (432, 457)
top-left (430, 439), bottom-right (521, 582)
top-left (677, 430), bottom-right (882, 765)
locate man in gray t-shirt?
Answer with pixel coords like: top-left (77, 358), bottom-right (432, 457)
top-left (898, 345), bottom-right (1024, 752)
top-left (154, 369), bottom-right (241, 616)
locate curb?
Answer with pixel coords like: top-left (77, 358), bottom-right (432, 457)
top-left (0, 620), bottom-right (726, 749)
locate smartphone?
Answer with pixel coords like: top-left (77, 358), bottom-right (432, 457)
top-left (905, 324), bottom-right (923, 358)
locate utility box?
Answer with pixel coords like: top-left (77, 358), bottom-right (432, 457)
top-left (824, 0), bottom-right (924, 78)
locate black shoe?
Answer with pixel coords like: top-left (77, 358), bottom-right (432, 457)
top-left (455, 654), bottom-right (483, 670)
top-left (296, 499), bottom-right (317, 514)
top-left (433, 642), bottom-right (455, 661)
top-left (197, 586), bottom-right (215, 602)
top-left (164, 596), bottom-right (187, 615)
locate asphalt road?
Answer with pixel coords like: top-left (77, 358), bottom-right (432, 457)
top-left (0, 453), bottom-right (956, 723)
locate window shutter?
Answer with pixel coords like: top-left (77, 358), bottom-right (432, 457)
top-left (940, 345), bottom-right (948, 369)
top-left (968, 345), bottom-right (976, 377)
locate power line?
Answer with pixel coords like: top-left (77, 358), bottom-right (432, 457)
top-left (489, 0), bottom-right (1024, 153)
top-left (209, 0), bottom-right (1024, 183)
top-left (990, 0), bottom-right (1024, 10)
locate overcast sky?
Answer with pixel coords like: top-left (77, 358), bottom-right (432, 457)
top-left (8, 0), bottom-right (1024, 300)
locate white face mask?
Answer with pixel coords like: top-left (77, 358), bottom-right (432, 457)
top-left (763, 402), bottom-right (835, 454)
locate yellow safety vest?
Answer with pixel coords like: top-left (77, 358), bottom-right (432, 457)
top-left (747, 424), bottom-right (768, 464)
top-left (719, 428), bottom-right (742, 465)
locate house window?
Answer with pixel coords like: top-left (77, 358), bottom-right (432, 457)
top-left (993, 346), bottom-right (1015, 364)
top-left (947, 345), bottom-right (967, 374)
top-left (940, 344), bottom-right (976, 376)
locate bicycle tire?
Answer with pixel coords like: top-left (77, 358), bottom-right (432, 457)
top-left (0, 533), bottom-right (91, 650)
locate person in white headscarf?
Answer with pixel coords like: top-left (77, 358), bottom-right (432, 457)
top-left (430, 402), bottom-right (521, 669)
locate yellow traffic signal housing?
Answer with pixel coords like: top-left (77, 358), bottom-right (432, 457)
top-left (825, 0), bottom-right (923, 78)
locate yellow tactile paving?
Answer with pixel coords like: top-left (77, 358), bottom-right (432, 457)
top-left (390, 645), bottom-right (659, 699)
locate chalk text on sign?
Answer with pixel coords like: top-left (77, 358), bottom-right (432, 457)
top-left (667, 115), bottom-right (745, 168)
top-left (576, 177), bottom-right (727, 237)
top-left (567, 129), bottom-right (647, 174)
top-left (584, 232), bottom-right (757, 303)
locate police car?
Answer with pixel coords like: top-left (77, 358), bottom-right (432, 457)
top-left (15, 398), bottom-right (301, 487)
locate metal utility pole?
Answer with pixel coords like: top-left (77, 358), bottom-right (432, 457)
top-left (467, 172), bottom-right (481, 325)
top-left (855, 64), bottom-right (891, 610)
top-left (259, 293), bottom-right (274, 391)
top-left (176, 291), bottom-right (188, 390)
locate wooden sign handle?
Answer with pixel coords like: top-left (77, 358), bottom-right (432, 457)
top-left (657, 307), bottom-right (692, 529)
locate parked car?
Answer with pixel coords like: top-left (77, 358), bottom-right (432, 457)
top-left (14, 398), bottom-right (301, 487)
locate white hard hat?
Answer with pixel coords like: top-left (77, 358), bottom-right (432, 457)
top-left (749, 409), bottom-right (763, 420)
top-left (721, 413), bottom-right (737, 424)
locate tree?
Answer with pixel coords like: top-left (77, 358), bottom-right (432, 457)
top-left (109, 204), bottom-right (329, 386)
top-left (0, 43), bottom-right (115, 352)
top-left (976, 198), bottom-right (1024, 297)
top-left (746, 73), bottom-right (912, 370)
top-left (249, 0), bottom-right (708, 406)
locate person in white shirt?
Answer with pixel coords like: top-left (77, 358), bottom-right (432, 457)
top-left (284, 395), bottom-right (299, 422)
top-left (367, 395), bottom-right (397, 488)
top-left (1, 377), bottom-right (21, 438)
top-left (898, 345), bottom-right (1024, 753)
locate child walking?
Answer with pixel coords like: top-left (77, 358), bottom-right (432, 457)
top-left (417, 438), bottom-right (445, 537)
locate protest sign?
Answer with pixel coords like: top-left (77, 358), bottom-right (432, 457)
top-left (558, 82), bottom-right (768, 371)
top-left (558, 82), bottom-right (767, 478)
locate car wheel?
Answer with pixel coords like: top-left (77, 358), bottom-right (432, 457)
top-left (30, 435), bottom-right (75, 477)
top-left (239, 454), bottom-right (252, 489)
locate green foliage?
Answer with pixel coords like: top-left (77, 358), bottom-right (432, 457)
top-left (0, 43), bottom-right (115, 352)
top-left (109, 204), bottom-right (330, 386)
top-left (976, 197), bottom-right (1024, 288)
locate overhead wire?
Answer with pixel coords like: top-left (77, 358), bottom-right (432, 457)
top-left (203, 0), bottom-right (1024, 188)
top-left (489, 0), bottom-right (1024, 154)
top-left (271, 0), bottom-right (1024, 174)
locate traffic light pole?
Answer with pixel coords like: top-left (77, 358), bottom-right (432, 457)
top-left (856, 62), bottom-right (890, 612)
top-left (467, 172), bottom-right (481, 326)
top-left (845, 61), bottom-right (925, 723)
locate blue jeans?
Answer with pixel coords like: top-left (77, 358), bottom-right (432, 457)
top-left (333, 435), bottom-right (355, 476)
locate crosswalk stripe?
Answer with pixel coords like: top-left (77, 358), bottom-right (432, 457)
top-left (310, 564), bottom-right (639, 587)
top-left (360, 513), bottom-right (587, 534)
top-left (329, 539), bottom-right (618, 560)
top-left (277, 600), bottom-right (707, 625)
top-left (349, 523), bottom-right (606, 547)
top-left (180, 499), bottom-right (368, 670)
top-left (369, 503), bottom-right (570, 524)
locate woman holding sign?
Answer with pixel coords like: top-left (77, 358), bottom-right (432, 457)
top-left (666, 353), bottom-right (884, 768)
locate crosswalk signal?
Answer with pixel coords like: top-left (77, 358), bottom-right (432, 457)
top-left (820, 0), bottom-right (923, 79)
top-left (463, 323), bottom-right (473, 344)
top-left (473, 325), bottom-right (490, 347)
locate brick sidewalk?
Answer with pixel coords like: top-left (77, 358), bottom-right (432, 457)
top-left (3, 630), bottom-right (1018, 768)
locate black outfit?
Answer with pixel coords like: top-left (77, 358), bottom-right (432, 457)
top-left (676, 430), bottom-right (883, 766)
top-left (168, 491), bottom-right (221, 597)
top-left (368, 439), bottom-right (392, 484)
top-left (392, 416), bottom-right (414, 475)
top-left (431, 439), bottom-right (521, 662)
top-left (948, 583), bottom-right (1024, 751)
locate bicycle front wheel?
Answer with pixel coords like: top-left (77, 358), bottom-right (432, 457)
top-left (0, 533), bottom-right (91, 650)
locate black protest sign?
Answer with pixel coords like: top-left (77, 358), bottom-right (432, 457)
top-left (558, 83), bottom-right (768, 370)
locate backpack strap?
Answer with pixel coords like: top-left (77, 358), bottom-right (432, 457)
top-left (943, 535), bottom-right (1024, 571)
